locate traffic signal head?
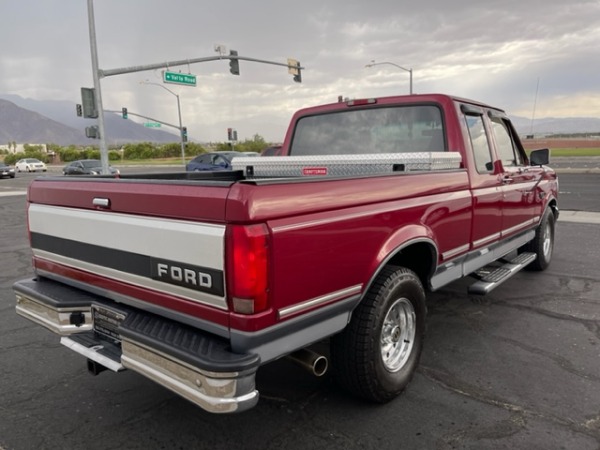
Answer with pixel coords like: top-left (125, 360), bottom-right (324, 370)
top-left (288, 59), bottom-right (302, 83)
top-left (227, 128), bottom-right (233, 141)
top-left (182, 126), bottom-right (188, 142)
top-left (85, 125), bottom-right (99, 139)
top-left (122, 107), bottom-right (128, 119)
top-left (81, 87), bottom-right (98, 118)
top-left (293, 62), bottom-right (302, 83)
top-left (229, 50), bottom-right (240, 75)
top-left (76, 104), bottom-right (83, 117)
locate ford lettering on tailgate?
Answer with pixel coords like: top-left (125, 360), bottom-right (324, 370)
top-left (151, 258), bottom-right (224, 296)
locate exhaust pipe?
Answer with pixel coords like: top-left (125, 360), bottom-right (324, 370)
top-left (287, 348), bottom-right (328, 377)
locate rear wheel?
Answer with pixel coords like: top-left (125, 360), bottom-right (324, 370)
top-left (331, 266), bottom-right (426, 403)
top-left (523, 208), bottom-right (555, 271)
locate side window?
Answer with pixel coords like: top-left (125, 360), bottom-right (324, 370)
top-left (490, 118), bottom-right (523, 167)
top-left (464, 114), bottom-right (493, 173)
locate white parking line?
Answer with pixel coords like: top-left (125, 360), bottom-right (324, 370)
top-left (0, 191), bottom-right (27, 197)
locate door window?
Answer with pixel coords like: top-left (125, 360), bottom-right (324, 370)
top-left (490, 118), bottom-right (523, 167)
top-left (464, 115), bottom-right (493, 173)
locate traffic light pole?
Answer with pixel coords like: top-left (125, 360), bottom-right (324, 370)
top-left (86, 0), bottom-right (110, 175)
top-left (100, 54), bottom-right (304, 78)
top-left (175, 94), bottom-right (184, 166)
top-left (87, 0), bottom-right (304, 173)
top-left (105, 110), bottom-right (179, 129)
top-left (139, 81), bottom-right (185, 166)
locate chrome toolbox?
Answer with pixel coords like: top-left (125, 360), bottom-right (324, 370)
top-left (232, 152), bottom-right (462, 179)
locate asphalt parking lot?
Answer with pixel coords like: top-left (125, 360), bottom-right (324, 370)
top-left (0, 167), bottom-right (598, 449)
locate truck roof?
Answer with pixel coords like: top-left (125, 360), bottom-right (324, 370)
top-left (293, 93), bottom-right (505, 116)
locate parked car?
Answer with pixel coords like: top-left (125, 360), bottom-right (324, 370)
top-left (185, 151), bottom-right (259, 171)
top-left (0, 162), bottom-right (15, 178)
top-left (15, 158), bottom-right (47, 172)
top-left (63, 159), bottom-right (120, 176)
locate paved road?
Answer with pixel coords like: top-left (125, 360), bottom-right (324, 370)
top-left (549, 156), bottom-right (600, 172)
top-left (0, 167), bottom-right (599, 450)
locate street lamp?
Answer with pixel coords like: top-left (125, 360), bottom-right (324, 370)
top-left (140, 81), bottom-right (186, 166)
top-left (365, 60), bottom-right (413, 94)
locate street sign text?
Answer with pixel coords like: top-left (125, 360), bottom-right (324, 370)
top-left (163, 71), bottom-right (197, 87)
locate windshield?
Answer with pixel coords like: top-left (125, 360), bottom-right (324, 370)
top-left (290, 105), bottom-right (445, 156)
top-left (81, 160), bottom-right (102, 168)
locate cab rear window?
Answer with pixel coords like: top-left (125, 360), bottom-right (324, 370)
top-left (290, 105), bottom-right (445, 156)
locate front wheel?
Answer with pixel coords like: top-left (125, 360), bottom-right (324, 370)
top-left (523, 208), bottom-right (555, 271)
top-left (331, 266), bottom-right (427, 403)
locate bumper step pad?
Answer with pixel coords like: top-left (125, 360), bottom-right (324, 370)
top-left (13, 276), bottom-right (261, 413)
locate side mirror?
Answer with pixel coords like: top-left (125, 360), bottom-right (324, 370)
top-left (530, 148), bottom-right (549, 166)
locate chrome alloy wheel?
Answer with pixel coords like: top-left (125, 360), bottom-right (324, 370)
top-left (542, 220), bottom-right (553, 258)
top-left (380, 297), bottom-right (416, 372)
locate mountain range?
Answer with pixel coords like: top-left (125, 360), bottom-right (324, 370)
top-left (0, 94), bottom-right (180, 146)
top-left (1, 94), bottom-right (599, 146)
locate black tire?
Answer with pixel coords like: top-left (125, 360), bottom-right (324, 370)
top-left (331, 266), bottom-right (427, 403)
top-left (522, 208), bottom-right (555, 271)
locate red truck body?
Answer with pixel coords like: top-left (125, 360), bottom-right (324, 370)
top-left (14, 94), bottom-right (558, 413)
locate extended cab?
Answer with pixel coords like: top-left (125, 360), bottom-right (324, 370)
top-left (13, 94), bottom-right (558, 413)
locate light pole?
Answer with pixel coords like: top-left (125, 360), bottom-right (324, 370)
top-left (140, 81), bottom-right (186, 166)
top-left (365, 60), bottom-right (413, 94)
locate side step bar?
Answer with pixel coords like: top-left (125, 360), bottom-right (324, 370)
top-left (468, 252), bottom-right (536, 295)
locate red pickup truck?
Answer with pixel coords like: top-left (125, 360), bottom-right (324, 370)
top-left (14, 93), bottom-right (558, 414)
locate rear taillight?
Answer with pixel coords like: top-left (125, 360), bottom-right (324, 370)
top-left (226, 224), bottom-right (269, 314)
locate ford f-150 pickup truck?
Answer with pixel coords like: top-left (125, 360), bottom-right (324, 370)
top-left (14, 93), bottom-right (558, 414)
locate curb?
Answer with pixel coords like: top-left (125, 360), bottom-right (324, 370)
top-left (558, 210), bottom-right (600, 224)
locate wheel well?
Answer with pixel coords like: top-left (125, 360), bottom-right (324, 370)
top-left (385, 242), bottom-right (436, 289)
top-left (549, 200), bottom-right (559, 221)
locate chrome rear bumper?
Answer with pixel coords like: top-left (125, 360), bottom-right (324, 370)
top-left (13, 277), bottom-right (260, 414)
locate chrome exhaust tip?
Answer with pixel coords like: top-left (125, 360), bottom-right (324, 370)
top-left (287, 348), bottom-right (329, 377)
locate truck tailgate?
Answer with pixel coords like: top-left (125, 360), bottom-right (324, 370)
top-left (27, 177), bottom-right (234, 329)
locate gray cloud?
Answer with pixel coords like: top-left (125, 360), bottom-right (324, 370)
top-left (1, 0), bottom-right (598, 142)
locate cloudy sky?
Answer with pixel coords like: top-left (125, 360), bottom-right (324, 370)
top-left (1, 0), bottom-right (599, 142)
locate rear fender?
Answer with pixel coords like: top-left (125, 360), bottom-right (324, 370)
top-left (362, 224), bottom-right (438, 298)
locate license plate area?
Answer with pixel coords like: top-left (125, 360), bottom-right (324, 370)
top-left (92, 305), bottom-right (126, 343)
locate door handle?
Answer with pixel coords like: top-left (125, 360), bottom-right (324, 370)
top-left (501, 175), bottom-right (513, 184)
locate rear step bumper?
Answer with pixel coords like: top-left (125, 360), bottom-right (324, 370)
top-left (13, 277), bottom-right (260, 414)
top-left (468, 252), bottom-right (537, 295)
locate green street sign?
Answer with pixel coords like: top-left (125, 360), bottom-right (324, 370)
top-left (163, 71), bottom-right (197, 87)
top-left (144, 122), bottom-right (161, 128)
